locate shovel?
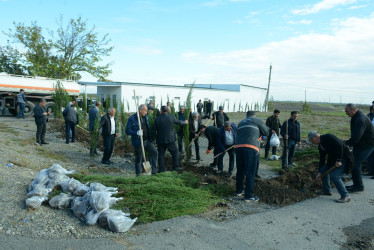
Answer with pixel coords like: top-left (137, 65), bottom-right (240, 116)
top-left (301, 162), bottom-right (341, 192)
top-left (134, 90), bottom-right (151, 175)
top-left (213, 145), bottom-right (234, 159)
top-left (188, 118), bottom-right (212, 147)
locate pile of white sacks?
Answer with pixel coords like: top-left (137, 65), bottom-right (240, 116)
top-left (26, 164), bottom-right (137, 233)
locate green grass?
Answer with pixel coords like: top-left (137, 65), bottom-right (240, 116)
top-left (35, 147), bottom-right (67, 162)
top-left (71, 171), bottom-right (222, 223)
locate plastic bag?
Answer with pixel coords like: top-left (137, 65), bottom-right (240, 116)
top-left (270, 134), bottom-right (280, 147)
top-left (89, 191), bottom-right (123, 213)
top-left (60, 178), bottom-right (83, 193)
top-left (107, 213), bottom-right (137, 233)
top-left (89, 182), bottom-right (118, 193)
top-left (26, 185), bottom-right (52, 198)
top-left (26, 196), bottom-right (48, 209)
top-left (269, 155), bottom-right (280, 161)
top-left (85, 209), bottom-right (104, 226)
top-left (47, 174), bottom-right (70, 189)
top-left (49, 193), bottom-right (74, 209)
top-left (48, 164), bottom-right (75, 178)
top-left (71, 197), bottom-right (91, 220)
top-left (72, 184), bottom-right (90, 196)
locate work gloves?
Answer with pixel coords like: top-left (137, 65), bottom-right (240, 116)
top-left (137, 130), bottom-right (143, 136)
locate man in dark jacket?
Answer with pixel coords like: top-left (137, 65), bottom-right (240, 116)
top-left (368, 106), bottom-right (374, 123)
top-left (99, 107), bottom-right (118, 165)
top-left (235, 111), bottom-right (269, 202)
top-left (196, 100), bottom-right (203, 115)
top-left (89, 101), bottom-right (101, 156)
top-left (265, 109), bottom-right (281, 159)
top-left (203, 125), bottom-right (220, 167)
top-left (205, 100), bottom-right (212, 117)
top-left (308, 131), bottom-right (351, 203)
top-left (280, 111), bottom-right (301, 170)
top-left (344, 104), bottom-right (374, 191)
top-left (189, 112), bottom-right (203, 161)
top-left (216, 121), bottom-right (237, 174)
top-left (126, 104), bottom-right (158, 176)
top-left (34, 99), bottom-right (50, 146)
top-left (152, 106), bottom-right (188, 172)
top-left (212, 106), bottom-right (229, 128)
top-left (16, 89), bottom-right (27, 119)
top-left (177, 106), bottom-right (186, 153)
top-left (65, 104), bottom-right (79, 144)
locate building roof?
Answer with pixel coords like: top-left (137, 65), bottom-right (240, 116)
top-left (78, 81), bottom-right (267, 91)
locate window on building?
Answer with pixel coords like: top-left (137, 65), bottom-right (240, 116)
top-left (112, 94), bottom-right (117, 106)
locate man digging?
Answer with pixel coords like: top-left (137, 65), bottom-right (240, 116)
top-left (308, 131), bottom-right (351, 203)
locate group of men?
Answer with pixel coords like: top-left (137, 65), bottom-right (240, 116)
top-left (30, 95), bottom-right (374, 203)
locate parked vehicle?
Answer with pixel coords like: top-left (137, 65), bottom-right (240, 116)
top-left (0, 73), bottom-right (80, 116)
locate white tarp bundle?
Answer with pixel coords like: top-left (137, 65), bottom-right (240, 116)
top-left (26, 164), bottom-right (136, 233)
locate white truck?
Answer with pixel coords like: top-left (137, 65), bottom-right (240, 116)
top-left (0, 73), bottom-right (80, 116)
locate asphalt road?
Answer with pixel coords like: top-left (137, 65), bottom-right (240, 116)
top-left (2, 177), bottom-right (373, 250)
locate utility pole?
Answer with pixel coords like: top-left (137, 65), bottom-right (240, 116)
top-left (264, 64), bottom-right (272, 112)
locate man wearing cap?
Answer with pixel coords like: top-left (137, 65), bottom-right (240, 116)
top-left (235, 111), bottom-right (269, 202)
top-left (16, 89), bottom-right (27, 119)
top-left (308, 131), bottom-right (351, 203)
top-left (212, 106), bottom-right (229, 128)
top-left (33, 99), bottom-right (51, 146)
top-left (344, 103), bottom-right (374, 191)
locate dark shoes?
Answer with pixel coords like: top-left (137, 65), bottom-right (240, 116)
top-left (317, 191), bottom-right (332, 196)
top-left (41, 142), bottom-right (49, 145)
top-left (101, 161), bottom-right (111, 165)
top-left (348, 187), bottom-right (364, 193)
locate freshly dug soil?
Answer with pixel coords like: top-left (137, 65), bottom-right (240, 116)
top-left (185, 162), bottom-right (321, 206)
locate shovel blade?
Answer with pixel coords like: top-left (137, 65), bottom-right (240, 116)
top-left (142, 161), bottom-right (152, 175)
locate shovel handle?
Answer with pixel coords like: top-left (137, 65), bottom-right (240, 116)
top-left (301, 163), bottom-right (340, 192)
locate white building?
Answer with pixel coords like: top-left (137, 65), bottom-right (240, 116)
top-left (78, 81), bottom-right (268, 112)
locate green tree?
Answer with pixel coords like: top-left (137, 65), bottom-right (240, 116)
top-left (0, 46), bottom-right (28, 75)
top-left (52, 80), bottom-right (71, 118)
top-left (2, 16), bottom-right (113, 79)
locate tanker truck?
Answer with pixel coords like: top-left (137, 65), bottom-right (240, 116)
top-left (0, 73), bottom-right (80, 116)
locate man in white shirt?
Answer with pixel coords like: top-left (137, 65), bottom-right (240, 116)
top-left (189, 112), bottom-right (203, 161)
top-left (99, 107), bottom-right (118, 165)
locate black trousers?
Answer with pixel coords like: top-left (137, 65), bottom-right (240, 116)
top-left (36, 123), bottom-right (46, 143)
top-left (189, 137), bottom-right (200, 160)
top-left (134, 140), bottom-right (158, 175)
top-left (102, 134), bottom-right (115, 163)
top-left (158, 142), bottom-right (180, 172)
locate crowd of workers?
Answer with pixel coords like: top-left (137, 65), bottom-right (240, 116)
top-left (23, 88), bottom-right (374, 203)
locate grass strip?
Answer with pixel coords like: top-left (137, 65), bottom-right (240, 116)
top-left (72, 171), bottom-right (221, 223)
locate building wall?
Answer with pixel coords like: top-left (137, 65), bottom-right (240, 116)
top-left (96, 84), bottom-right (267, 113)
top-left (97, 86), bottom-right (122, 110)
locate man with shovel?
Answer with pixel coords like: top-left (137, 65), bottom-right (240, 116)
top-left (216, 121), bottom-right (237, 174)
top-left (308, 131), bottom-right (351, 203)
top-left (126, 104), bottom-right (158, 176)
top-left (280, 111), bottom-right (301, 171)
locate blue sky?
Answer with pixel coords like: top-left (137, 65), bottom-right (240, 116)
top-left (0, 0), bottom-right (373, 104)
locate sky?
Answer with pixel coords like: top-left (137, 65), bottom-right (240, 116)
top-left (0, 0), bottom-right (373, 104)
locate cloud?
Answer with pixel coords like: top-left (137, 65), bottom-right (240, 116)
top-left (202, 0), bottom-right (224, 7)
top-left (349, 4), bottom-right (369, 10)
top-left (288, 20), bottom-right (313, 25)
top-left (293, 0), bottom-right (357, 15)
top-left (180, 13), bottom-right (374, 102)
